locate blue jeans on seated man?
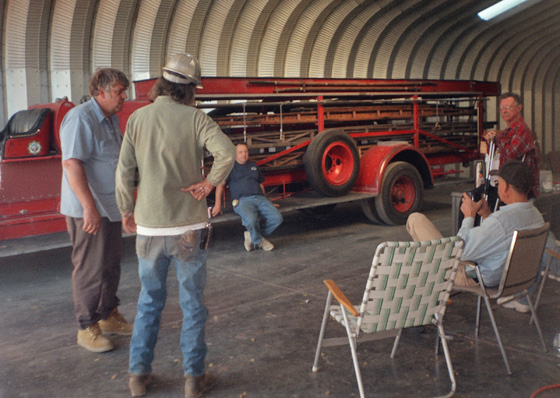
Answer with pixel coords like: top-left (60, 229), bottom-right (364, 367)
top-left (233, 195), bottom-right (283, 244)
top-left (129, 230), bottom-right (209, 377)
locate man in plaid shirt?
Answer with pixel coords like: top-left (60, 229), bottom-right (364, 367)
top-left (485, 92), bottom-right (540, 196)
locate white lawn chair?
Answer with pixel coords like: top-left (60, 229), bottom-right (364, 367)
top-left (312, 237), bottom-right (464, 398)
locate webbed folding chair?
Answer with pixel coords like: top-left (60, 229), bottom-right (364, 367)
top-left (312, 237), bottom-right (464, 398)
top-left (453, 222), bottom-right (550, 375)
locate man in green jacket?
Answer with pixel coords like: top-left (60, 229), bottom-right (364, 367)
top-left (115, 53), bottom-right (235, 398)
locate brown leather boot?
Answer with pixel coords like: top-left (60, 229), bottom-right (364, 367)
top-left (99, 308), bottom-right (134, 335)
top-left (77, 323), bottom-right (113, 352)
top-left (184, 372), bottom-right (215, 398)
top-left (129, 375), bottom-right (152, 397)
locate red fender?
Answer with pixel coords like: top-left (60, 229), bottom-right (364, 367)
top-left (352, 144), bottom-right (433, 194)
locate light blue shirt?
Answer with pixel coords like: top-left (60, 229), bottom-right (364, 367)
top-left (60, 97), bottom-right (122, 222)
top-left (458, 201), bottom-right (545, 287)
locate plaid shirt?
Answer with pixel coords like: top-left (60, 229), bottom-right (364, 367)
top-left (496, 118), bottom-right (540, 195)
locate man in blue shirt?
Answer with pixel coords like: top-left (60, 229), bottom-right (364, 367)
top-left (406, 161), bottom-right (549, 297)
top-left (60, 68), bottom-right (133, 352)
top-left (213, 143), bottom-right (283, 251)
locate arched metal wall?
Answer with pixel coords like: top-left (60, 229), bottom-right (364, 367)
top-left (1, 0), bottom-right (559, 155)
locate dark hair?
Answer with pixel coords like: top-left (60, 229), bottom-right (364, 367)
top-left (150, 76), bottom-right (196, 105)
top-left (500, 92), bottom-right (522, 106)
top-left (89, 68), bottom-right (129, 96)
top-left (498, 160), bottom-right (533, 195)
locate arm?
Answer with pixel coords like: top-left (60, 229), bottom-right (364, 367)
top-left (62, 158), bottom-right (100, 234)
top-left (183, 112), bottom-right (236, 201)
top-left (211, 183), bottom-right (225, 217)
top-left (115, 121), bottom-right (138, 233)
top-left (497, 123), bottom-right (535, 161)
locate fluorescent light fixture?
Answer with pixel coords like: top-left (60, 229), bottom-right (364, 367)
top-left (478, 0), bottom-right (530, 21)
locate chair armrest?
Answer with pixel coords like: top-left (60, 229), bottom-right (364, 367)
top-left (545, 248), bottom-right (560, 261)
top-left (324, 279), bottom-right (359, 317)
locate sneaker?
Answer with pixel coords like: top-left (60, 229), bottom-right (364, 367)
top-left (129, 375), bottom-right (152, 397)
top-left (244, 231), bottom-right (253, 252)
top-left (497, 296), bottom-right (530, 313)
top-left (258, 238), bottom-right (274, 251)
top-left (99, 308), bottom-right (134, 335)
top-left (77, 323), bottom-right (114, 352)
top-left (185, 372), bottom-right (215, 398)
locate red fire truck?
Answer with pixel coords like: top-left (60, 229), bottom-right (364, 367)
top-left (0, 77), bottom-right (499, 241)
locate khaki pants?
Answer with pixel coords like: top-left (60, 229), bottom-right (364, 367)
top-left (406, 212), bottom-right (478, 288)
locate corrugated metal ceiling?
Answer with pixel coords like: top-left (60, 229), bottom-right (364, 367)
top-left (1, 0), bottom-right (559, 151)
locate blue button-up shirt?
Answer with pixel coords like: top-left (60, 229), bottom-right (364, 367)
top-left (60, 97), bottom-right (122, 222)
top-left (458, 201), bottom-right (545, 287)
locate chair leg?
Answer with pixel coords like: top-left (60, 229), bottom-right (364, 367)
top-left (475, 296), bottom-right (482, 338)
top-left (436, 322), bottom-right (457, 398)
top-left (390, 328), bottom-right (403, 359)
top-left (531, 256), bottom-right (552, 325)
top-left (341, 306), bottom-right (365, 398)
top-left (312, 291), bottom-right (333, 372)
top-left (526, 293), bottom-right (548, 352)
top-left (481, 295), bottom-right (512, 375)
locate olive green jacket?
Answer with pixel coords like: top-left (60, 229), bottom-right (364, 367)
top-left (116, 96), bottom-right (236, 228)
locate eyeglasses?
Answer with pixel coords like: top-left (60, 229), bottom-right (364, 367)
top-left (499, 105), bottom-right (518, 111)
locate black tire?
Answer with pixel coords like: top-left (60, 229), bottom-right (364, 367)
top-left (360, 198), bottom-right (383, 224)
top-left (375, 162), bottom-right (424, 226)
top-left (303, 130), bottom-right (360, 197)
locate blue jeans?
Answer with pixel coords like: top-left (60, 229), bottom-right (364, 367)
top-left (129, 230), bottom-right (209, 377)
top-left (233, 195), bottom-right (283, 244)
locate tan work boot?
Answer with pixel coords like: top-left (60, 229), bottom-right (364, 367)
top-left (185, 372), bottom-right (215, 398)
top-left (129, 374), bottom-right (152, 397)
top-left (77, 323), bottom-right (114, 352)
top-left (99, 308), bottom-right (134, 335)
top-left (258, 238), bottom-right (274, 251)
top-left (244, 231), bottom-right (253, 252)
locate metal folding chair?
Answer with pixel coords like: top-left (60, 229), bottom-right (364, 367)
top-left (312, 237), bottom-right (464, 398)
top-left (453, 222), bottom-right (550, 375)
top-left (532, 242), bottom-right (560, 325)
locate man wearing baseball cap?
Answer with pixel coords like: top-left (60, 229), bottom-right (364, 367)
top-left (407, 160), bottom-right (556, 302)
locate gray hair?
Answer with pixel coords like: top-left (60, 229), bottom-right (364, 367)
top-left (500, 92), bottom-right (522, 106)
top-left (89, 68), bottom-right (129, 97)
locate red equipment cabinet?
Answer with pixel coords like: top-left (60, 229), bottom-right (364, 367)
top-left (0, 77), bottom-right (500, 241)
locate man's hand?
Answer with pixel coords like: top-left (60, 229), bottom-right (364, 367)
top-left (121, 214), bottom-right (137, 234)
top-left (82, 207), bottom-right (101, 234)
top-left (182, 179), bottom-right (214, 201)
top-left (477, 198), bottom-right (492, 219)
top-left (211, 203), bottom-right (222, 217)
top-left (483, 130), bottom-right (500, 143)
top-left (460, 192), bottom-right (483, 219)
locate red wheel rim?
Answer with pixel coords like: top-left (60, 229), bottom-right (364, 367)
top-left (321, 141), bottom-right (355, 186)
top-left (391, 175), bottom-right (416, 213)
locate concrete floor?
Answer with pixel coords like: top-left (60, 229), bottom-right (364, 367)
top-left (1, 180), bottom-right (560, 398)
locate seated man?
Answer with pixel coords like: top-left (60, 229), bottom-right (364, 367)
top-left (213, 143), bottom-right (283, 251)
top-left (407, 160), bottom-right (556, 311)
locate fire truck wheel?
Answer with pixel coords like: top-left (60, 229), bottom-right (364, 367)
top-left (360, 198), bottom-right (383, 224)
top-left (375, 161), bottom-right (423, 225)
top-left (304, 130), bottom-right (360, 197)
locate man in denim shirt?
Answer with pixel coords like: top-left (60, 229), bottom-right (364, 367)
top-left (60, 68), bottom-right (133, 353)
